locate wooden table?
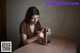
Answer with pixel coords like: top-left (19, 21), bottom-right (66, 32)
top-left (12, 37), bottom-right (76, 53)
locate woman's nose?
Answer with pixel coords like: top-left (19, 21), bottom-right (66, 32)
top-left (36, 19), bottom-right (38, 21)
top-left (35, 19), bottom-right (38, 22)
top-left (34, 19), bottom-right (36, 22)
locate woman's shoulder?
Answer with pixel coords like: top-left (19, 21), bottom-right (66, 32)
top-left (21, 20), bottom-right (27, 24)
top-left (20, 20), bottom-right (28, 26)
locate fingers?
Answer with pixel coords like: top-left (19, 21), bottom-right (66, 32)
top-left (48, 28), bottom-right (51, 32)
top-left (45, 27), bottom-right (51, 32)
top-left (37, 31), bottom-right (41, 34)
top-left (37, 31), bottom-right (44, 39)
top-left (41, 29), bottom-right (44, 32)
top-left (39, 32), bottom-right (44, 39)
top-left (37, 28), bottom-right (51, 39)
top-left (37, 29), bottom-right (44, 34)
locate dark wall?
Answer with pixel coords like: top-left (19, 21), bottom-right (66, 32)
top-left (0, 0), bottom-right (6, 41)
top-left (7, 0), bottom-right (80, 51)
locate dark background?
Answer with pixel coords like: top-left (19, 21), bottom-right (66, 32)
top-left (0, 0), bottom-right (6, 41)
top-left (0, 0), bottom-right (80, 53)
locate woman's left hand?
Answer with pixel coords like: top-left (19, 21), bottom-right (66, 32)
top-left (46, 27), bottom-right (51, 34)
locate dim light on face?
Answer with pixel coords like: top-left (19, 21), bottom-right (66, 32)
top-left (31, 15), bottom-right (39, 24)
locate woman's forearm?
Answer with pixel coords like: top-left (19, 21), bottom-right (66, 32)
top-left (23, 35), bottom-right (39, 45)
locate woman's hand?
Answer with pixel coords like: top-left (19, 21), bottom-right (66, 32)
top-left (46, 27), bottom-right (51, 35)
top-left (37, 30), bottom-right (44, 39)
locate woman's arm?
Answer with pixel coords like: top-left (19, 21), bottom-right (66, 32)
top-left (21, 30), bottom-right (44, 45)
top-left (21, 33), bottom-right (39, 45)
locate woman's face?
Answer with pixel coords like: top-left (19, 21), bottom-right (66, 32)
top-left (31, 15), bottom-right (39, 24)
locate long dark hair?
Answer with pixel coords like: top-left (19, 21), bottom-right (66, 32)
top-left (24, 6), bottom-right (39, 23)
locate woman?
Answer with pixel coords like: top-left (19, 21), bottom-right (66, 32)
top-left (19, 6), bottom-right (44, 47)
top-left (19, 6), bottom-right (51, 47)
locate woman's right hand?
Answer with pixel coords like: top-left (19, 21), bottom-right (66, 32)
top-left (37, 31), bottom-right (44, 39)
